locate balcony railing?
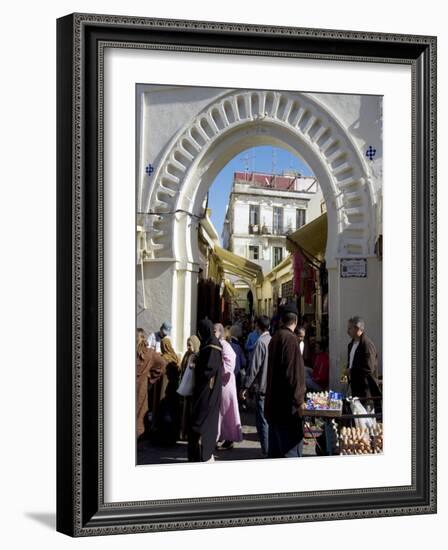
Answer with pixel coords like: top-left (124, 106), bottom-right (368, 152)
top-left (248, 224), bottom-right (292, 236)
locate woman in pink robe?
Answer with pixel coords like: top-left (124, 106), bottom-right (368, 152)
top-left (214, 324), bottom-right (243, 449)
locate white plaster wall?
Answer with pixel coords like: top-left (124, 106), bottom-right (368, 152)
top-left (305, 187), bottom-right (325, 222)
top-left (259, 203), bottom-right (271, 227)
top-left (230, 237), bottom-right (246, 257)
top-left (339, 257), bottom-right (383, 374)
top-left (328, 257), bottom-right (383, 390)
top-left (138, 85), bottom-right (230, 208)
top-left (232, 201), bottom-right (250, 234)
top-left (310, 93), bottom-right (383, 200)
top-left (136, 260), bottom-right (175, 336)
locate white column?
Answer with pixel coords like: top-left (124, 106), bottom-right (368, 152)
top-left (173, 262), bottom-right (200, 353)
top-left (328, 266), bottom-right (343, 391)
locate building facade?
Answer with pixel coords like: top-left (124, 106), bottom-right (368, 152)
top-left (222, 171), bottom-right (325, 274)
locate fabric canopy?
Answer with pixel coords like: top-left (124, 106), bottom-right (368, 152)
top-left (286, 212), bottom-right (327, 262)
top-left (213, 245), bottom-right (263, 284)
top-left (223, 279), bottom-right (237, 297)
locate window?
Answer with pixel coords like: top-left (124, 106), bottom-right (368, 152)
top-left (273, 206), bottom-right (283, 234)
top-left (273, 246), bottom-right (283, 267)
top-left (296, 208), bottom-right (306, 229)
top-left (249, 204), bottom-right (260, 226)
top-left (249, 245), bottom-right (259, 260)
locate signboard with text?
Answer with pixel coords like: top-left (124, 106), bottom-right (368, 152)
top-left (340, 258), bottom-right (367, 278)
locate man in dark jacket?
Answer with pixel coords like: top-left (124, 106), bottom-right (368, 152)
top-left (264, 304), bottom-right (306, 458)
top-left (346, 316), bottom-right (382, 408)
top-left (188, 319), bottom-right (223, 462)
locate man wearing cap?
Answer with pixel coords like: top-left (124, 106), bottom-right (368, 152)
top-left (147, 321), bottom-right (172, 354)
top-left (264, 303), bottom-right (306, 458)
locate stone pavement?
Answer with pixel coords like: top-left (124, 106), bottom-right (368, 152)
top-left (137, 405), bottom-right (320, 465)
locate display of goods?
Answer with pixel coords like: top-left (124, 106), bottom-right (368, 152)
top-left (305, 391), bottom-right (343, 411)
top-left (339, 423), bottom-right (383, 455)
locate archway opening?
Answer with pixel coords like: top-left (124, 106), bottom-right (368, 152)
top-left (208, 144), bottom-right (315, 244)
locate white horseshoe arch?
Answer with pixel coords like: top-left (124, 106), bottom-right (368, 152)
top-left (138, 90), bottom-right (381, 387)
top-left (142, 90), bottom-right (377, 266)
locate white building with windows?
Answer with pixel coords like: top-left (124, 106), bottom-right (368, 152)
top-left (222, 171), bottom-right (325, 274)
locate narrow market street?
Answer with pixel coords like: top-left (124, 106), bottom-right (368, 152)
top-left (137, 404), bottom-right (318, 465)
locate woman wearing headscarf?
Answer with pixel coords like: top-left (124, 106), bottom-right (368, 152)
top-left (136, 328), bottom-right (167, 441)
top-left (151, 335), bottom-right (181, 445)
top-left (214, 323), bottom-right (243, 450)
top-left (188, 319), bottom-right (223, 462)
top-left (177, 335), bottom-right (201, 441)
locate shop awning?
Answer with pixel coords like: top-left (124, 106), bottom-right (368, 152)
top-left (264, 254), bottom-right (292, 281)
top-left (286, 212), bottom-right (327, 262)
top-left (214, 245), bottom-right (263, 284)
top-left (223, 279), bottom-right (237, 297)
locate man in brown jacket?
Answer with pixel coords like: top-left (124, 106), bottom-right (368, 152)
top-left (346, 316), bottom-right (382, 406)
top-left (265, 303), bottom-right (306, 458)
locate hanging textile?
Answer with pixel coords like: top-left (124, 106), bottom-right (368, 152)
top-left (304, 268), bottom-right (316, 305)
top-left (197, 279), bottom-right (221, 325)
top-left (319, 260), bottom-right (328, 295)
top-left (293, 250), bottom-right (305, 295)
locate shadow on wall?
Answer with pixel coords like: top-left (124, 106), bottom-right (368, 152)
top-left (347, 95), bottom-right (383, 162)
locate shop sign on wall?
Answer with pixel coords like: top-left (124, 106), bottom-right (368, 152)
top-left (340, 258), bottom-right (367, 278)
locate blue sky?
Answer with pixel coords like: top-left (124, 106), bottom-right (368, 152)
top-left (208, 145), bottom-right (314, 239)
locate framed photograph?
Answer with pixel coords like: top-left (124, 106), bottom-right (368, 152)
top-left (57, 13), bottom-right (437, 536)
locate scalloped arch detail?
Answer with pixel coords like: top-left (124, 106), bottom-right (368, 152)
top-left (144, 89), bottom-right (376, 260)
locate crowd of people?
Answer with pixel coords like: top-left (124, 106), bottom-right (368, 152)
top-left (136, 307), bottom-right (381, 462)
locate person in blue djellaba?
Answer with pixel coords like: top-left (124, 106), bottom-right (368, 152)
top-left (244, 319), bottom-right (260, 366)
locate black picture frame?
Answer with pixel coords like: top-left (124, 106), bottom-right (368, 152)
top-left (56, 13), bottom-right (437, 537)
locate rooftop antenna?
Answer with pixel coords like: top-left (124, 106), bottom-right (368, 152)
top-left (271, 148), bottom-right (277, 174)
top-left (240, 149), bottom-right (256, 179)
